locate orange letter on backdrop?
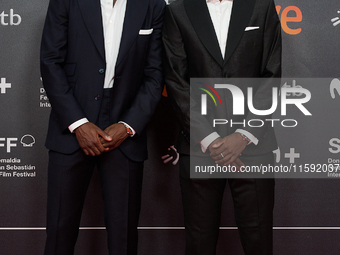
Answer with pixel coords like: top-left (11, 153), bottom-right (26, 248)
top-left (276, 5), bottom-right (302, 35)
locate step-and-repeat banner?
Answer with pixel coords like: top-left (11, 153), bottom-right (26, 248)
top-left (1, 0), bottom-right (340, 254)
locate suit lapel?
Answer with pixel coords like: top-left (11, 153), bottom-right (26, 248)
top-left (224, 0), bottom-right (255, 64)
top-left (116, 0), bottom-right (148, 67)
top-left (184, 0), bottom-right (223, 66)
top-left (78, 0), bottom-right (105, 60)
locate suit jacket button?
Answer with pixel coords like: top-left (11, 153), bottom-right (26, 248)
top-left (99, 68), bottom-right (105, 74)
top-left (95, 95), bottom-right (100, 100)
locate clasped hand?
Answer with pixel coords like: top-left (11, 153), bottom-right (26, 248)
top-left (74, 122), bottom-right (128, 156)
top-left (208, 133), bottom-right (248, 170)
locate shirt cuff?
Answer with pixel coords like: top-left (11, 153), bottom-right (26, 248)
top-left (235, 129), bottom-right (258, 145)
top-left (118, 121), bottom-right (136, 137)
top-left (200, 132), bottom-right (220, 153)
top-left (69, 118), bottom-right (89, 133)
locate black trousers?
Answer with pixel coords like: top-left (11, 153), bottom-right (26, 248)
top-left (44, 89), bottom-right (144, 255)
top-left (180, 153), bottom-right (275, 255)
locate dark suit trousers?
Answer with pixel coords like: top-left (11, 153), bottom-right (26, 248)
top-left (44, 89), bottom-right (144, 255)
top-left (180, 153), bottom-right (275, 255)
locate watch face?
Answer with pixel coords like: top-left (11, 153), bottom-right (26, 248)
top-left (127, 127), bottom-right (133, 135)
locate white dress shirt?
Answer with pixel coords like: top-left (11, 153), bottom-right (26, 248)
top-left (69, 0), bottom-right (135, 135)
top-left (101, 0), bottom-right (126, 89)
top-left (200, 0), bottom-right (258, 152)
top-left (206, 0), bottom-right (233, 58)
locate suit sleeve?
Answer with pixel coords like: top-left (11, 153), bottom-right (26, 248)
top-left (162, 5), bottom-right (215, 145)
top-left (40, 0), bottom-right (87, 132)
top-left (242, 0), bottom-right (282, 141)
top-left (119, 0), bottom-right (166, 134)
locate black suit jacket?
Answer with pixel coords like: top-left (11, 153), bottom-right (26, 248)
top-left (163, 0), bottom-right (281, 156)
top-left (40, 0), bottom-right (165, 161)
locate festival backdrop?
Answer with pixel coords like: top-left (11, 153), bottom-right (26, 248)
top-left (0, 0), bottom-right (340, 254)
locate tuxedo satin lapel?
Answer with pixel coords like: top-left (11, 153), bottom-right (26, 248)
top-left (78, 0), bottom-right (105, 60)
top-left (224, 0), bottom-right (255, 64)
top-left (184, 0), bottom-right (223, 66)
top-left (116, 0), bottom-right (148, 66)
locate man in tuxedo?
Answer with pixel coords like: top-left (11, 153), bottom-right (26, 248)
top-left (163, 0), bottom-right (281, 254)
top-left (40, 0), bottom-right (165, 254)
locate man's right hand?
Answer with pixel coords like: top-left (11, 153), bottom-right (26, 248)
top-left (74, 122), bottom-right (112, 156)
top-left (208, 134), bottom-right (246, 171)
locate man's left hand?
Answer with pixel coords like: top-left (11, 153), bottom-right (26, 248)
top-left (100, 123), bottom-right (129, 151)
top-left (209, 133), bottom-right (248, 166)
